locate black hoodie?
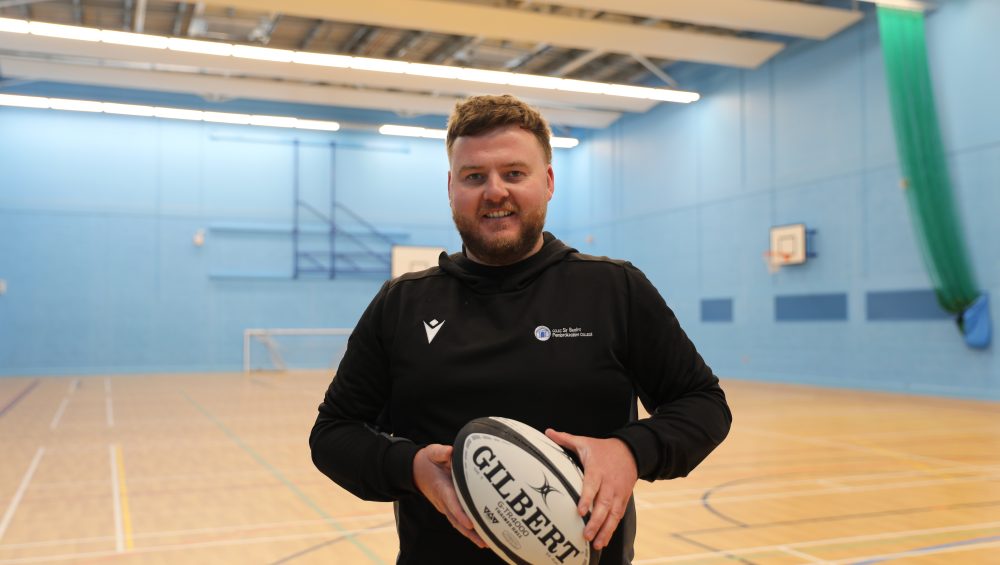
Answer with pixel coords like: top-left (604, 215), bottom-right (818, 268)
top-left (310, 233), bottom-right (731, 564)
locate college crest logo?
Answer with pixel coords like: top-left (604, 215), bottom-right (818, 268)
top-left (534, 326), bottom-right (551, 341)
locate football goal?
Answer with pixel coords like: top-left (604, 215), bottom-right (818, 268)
top-left (243, 328), bottom-right (353, 374)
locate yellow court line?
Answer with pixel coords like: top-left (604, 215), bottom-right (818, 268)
top-left (112, 444), bottom-right (134, 550)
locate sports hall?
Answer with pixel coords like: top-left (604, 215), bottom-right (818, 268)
top-left (1, 1), bottom-right (997, 563)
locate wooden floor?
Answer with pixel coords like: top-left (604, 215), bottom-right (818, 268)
top-left (0, 373), bottom-right (998, 564)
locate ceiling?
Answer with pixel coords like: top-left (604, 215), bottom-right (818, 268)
top-left (0, 0), bottom-right (864, 129)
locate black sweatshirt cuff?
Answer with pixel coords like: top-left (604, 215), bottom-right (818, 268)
top-left (612, 424), bottom-right (662, 481)
top-left (383, 439), bottom-right (423, 496)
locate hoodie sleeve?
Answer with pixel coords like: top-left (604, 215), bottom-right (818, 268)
top-left (309, 282), bottom-right (422, 501)
top-left (610, 264), bottom-right (732, 481)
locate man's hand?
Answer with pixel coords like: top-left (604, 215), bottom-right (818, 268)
top-left (412, 444), bottom-right (487, 549)
top-left (545, 429), bottom-right (639, 551)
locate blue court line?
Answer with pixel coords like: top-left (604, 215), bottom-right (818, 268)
top-left (851, 534), bottom-right (1000, 564)
top-left (180, 391), bottom-right (386, 565)
top-left (0, 380), bottom-right (39, 418)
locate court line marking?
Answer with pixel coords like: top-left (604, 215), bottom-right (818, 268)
top-left (105, 397), bottom-right (114, 428)
top-left (0, 381), bottom-right (39, 419)
top-left (636, 462), bottom-right (1000, 502)
top-left (777, 545), bottom-right (825, 563)
top-left (0, 514), bottom-right (397, 551)
top-left (66, 379), bottom-right (79, 395)
top-left (836, 536), bottom-right (1000, 564)
top-left (109, 444), bottom-right (134, 552)
top-left (639, 472), bottom-right (1000, 510)
top-left (633, 520), bottom-right (1000, 563)
top-left (0, 525), bottom-right (397, 564)
top-left (180, 391), bottom-right (386, 565)
top-left (0, 448), bottom-right (45, 542)
top-left (48, 398), bottom-right (70, 431)
top-left (740, 427), bottom-right (967, 467)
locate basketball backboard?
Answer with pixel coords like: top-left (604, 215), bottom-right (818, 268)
top-left (391, 245), bottom-right (447, 278)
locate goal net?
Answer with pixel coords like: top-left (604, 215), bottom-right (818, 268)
top-left (243, 328), bottom-right (353, 374)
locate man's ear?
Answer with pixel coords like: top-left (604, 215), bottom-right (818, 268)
top-left (546, 164), bottom-right (555, 201)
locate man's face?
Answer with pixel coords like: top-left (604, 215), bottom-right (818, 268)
top-left (448, 125), bottom-right (554, 266)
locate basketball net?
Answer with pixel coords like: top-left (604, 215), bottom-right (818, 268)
top-left (762, 251), bottom-right (790, 274)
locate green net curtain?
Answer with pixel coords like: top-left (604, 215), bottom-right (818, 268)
top-left (877, 6), bottom-right (979, 314)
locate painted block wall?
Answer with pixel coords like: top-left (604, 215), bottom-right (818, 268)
top-left (0, 106), bottom-right (574, 375)
top-left (558, 1), bottom-right (998, 399)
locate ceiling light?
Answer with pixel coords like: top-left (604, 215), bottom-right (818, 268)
top-left (28, 21), bottom-right (101, 41)
top-left (232, 45), bottom-right (295, 63)
top-left (455, 68), bottom-right (516, 85)
top-left (350, 57), bottom-right (411, 74)
top-left (379, 124), bottom-right (578, 149)
top-left (556, 79), bottom-right (608, 95)
top-left (0, 18), bottom-right (701, 104)
top-left (405, 63), bottom-right (461, 80)
top-left (248, 115), bottom-right (300, 128)
top-left (0, 17), bottom-right (29, 34)
top-left (551, 137), bottom-right (579, 149)
top-left (48, 98), bottom-right (103, 112)
top-left (0, 93), bottom-right (50, 108)
top-left (295, 119), bottom-right (341, 132)
top-left (291, 52), bottom-right (353, 68)
top-left (167, 37), bottom-right (234, 57)
top-left (1, 94), bottom-right (342, 133)
top-left (152, 107), bottom-right (205, 121)
top-left (101, 102), bottom-right (155, 116)
top-left (378, 125), bottom-right (447, 139)
top-left (202, 111), bottom-right (252, 125)
top-left (99, 29), bottom-right (169, 49)
top-left (506, 74), bottom-right (564, 90)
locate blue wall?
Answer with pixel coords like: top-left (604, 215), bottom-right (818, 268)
top-left (557, 0), bottom-right (998, 400)
top-left (2, 0), bottom-right (997, 400)
top-left (0, 105), bottom-right (582, 374)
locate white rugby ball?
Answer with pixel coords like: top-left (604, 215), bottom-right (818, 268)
top-left (451, 417), bottom-right (599, 565)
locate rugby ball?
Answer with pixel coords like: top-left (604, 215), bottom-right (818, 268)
top-left (451, 417), bottom-right (599, 565)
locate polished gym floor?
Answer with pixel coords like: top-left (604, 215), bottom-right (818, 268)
top-left (1, 373), bottom-right (997, 564)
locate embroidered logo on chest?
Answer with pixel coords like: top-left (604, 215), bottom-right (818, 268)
top-left (423, 319), bottom-right (445, 343)
top-left (533, 325), bottom-right (593, 340)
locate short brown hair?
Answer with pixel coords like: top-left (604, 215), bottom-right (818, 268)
top-left (446, 94), bottom-right (552, 163)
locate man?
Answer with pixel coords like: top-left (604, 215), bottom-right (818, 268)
top-left (310, 94), bottom-right (731, 564)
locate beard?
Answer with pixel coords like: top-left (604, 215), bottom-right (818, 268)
top-left (452, 205), bottom-right (547, 266)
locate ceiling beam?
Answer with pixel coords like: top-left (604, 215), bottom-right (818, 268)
top-left (0, 56), bottom-right (622, 128)
top-left (198, 0), bottom-right (785, 68)
top-left (549, 0), bottom-right (863, 40)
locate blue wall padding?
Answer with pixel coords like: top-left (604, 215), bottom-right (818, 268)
top-left (866, 289), bottom-right (952, 320)
top-left (701, 299), bottom-right (733, 322)
top-left (775, 294), bottom-right (848, 322)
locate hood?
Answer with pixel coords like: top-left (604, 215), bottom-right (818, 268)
top-left (439, 232), bottom-right (576, 294)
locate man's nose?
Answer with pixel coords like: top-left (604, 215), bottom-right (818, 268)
top-left (482, 173), bottom-right (509, 202)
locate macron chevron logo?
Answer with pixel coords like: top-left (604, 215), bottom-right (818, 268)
top-left (423, 319), bottom-right (445, 344)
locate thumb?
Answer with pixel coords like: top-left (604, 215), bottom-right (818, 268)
top-left (545, 428), bottom-right (576, 449)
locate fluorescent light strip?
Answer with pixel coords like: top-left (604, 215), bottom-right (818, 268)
top-left (0, 17), bottom-right (699, 104)
top-left (379, 124), bottom-right (578, 149)
top-left (0, 94), bottom-right (340, 131)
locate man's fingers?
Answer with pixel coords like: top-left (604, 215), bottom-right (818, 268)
top-left (593, 499), bottom-right (625, 550)
top-left (584, 496), bottom-right (610, 541)
top-left (577, 469), bottom-right (600, 517)
top-left (545, 428), bottom-right (578, 451)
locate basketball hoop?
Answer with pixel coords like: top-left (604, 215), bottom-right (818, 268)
top-left (762, 251), bottom-right (791, 274)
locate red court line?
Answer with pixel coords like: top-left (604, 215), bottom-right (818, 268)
top-left (0, 379), bottom-right (39, 418)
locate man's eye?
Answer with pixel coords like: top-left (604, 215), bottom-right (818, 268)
top-left (465, 173), bottom-right (484, 182)
top-left (506, 171), bottom-right (525, 179)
